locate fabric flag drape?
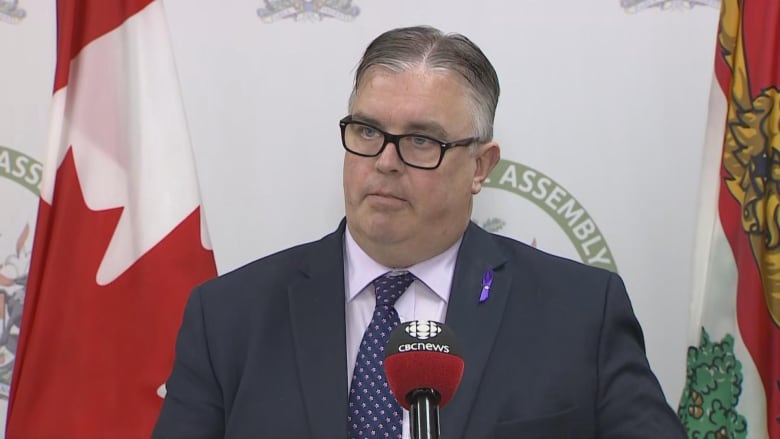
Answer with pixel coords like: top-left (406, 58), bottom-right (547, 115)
top-left (678, 0), bottom-right (780, 437)
top-left (5, 0), bottom-right (217, 437)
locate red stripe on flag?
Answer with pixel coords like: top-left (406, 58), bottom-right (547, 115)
top-left (7, 150), bottom-right (216, 437)
top-left (716, 0), bottom-right (780, 435)
top-left (741, 0), bottom-right (780, 100)
top-left (54, 0), bottom-right (154, 92)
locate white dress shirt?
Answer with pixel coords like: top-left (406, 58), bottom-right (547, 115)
top-left (344, 228), bottom-right (461, 439)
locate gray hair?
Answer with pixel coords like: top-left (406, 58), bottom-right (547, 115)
top-left (348, 26), bottom-right (500, 143)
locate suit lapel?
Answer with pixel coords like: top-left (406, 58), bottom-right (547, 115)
top-left (287, 222), bottom-right (348, 439)
top-left (441, 223), bottom-right (511, 437)
top-left (285, 221), bottom-right (517, 437)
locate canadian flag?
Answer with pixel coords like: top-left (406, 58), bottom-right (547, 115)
top-left (5, 1), bottom-right (217, 437)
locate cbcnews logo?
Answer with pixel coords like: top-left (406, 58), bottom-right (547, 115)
top-left (404, 320), bottom-right (441, 340)
top-left (397, 342), bottom-right (450, 354)
top-left (398, 321), bottom-right (450, 353)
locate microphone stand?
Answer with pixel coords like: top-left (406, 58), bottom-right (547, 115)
top-left (408, 388), bottom-right (441, 439)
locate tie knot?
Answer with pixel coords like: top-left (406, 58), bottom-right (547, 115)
top-left (373, 271), bottom-right (414, 307)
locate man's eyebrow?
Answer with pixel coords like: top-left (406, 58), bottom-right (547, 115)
top-left (403, 121), bottom-right (449, 140)
top-left (350, 113), bottom-right (450, 139)
top-left (349, 113), bottom-right (383, 128)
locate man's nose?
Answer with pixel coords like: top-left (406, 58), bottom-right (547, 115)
top-left (375, 141), bottom-right (405, 172)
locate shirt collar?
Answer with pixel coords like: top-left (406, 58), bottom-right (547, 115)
top-left (344, 227), bottom-right (462, 304)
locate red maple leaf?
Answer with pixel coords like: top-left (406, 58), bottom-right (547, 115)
top-left (7, 148), bottom-right (217, 438)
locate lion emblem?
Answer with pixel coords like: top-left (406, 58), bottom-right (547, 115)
top-left (719, 0), bottom-right (780, 326)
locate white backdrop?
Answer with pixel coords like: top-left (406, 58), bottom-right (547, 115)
top-left (0, 0), bottom-right (719, 424)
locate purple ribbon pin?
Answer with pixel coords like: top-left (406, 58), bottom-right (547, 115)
top-left (479, 269), bottom-right (493, 303)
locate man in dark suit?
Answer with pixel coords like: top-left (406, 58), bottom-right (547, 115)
top-left (153, 26), bottom-right (686, 438)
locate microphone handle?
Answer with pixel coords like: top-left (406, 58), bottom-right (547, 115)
top-left (409, 388), bottom-right (441, 439)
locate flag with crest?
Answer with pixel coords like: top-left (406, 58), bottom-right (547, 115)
top-left (678, 0), bottom-right (780, 437)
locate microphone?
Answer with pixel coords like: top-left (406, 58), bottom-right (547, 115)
top-left (384, 320), bottom-right (464, 439)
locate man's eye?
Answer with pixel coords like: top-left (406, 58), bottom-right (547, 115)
top-left (409, 136), bottom-right (436, 148)
top-left (359, 126), bottom-right (380, 138)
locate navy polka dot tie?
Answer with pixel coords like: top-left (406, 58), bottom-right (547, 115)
top-left (347, 271), bottom-right (415, 439)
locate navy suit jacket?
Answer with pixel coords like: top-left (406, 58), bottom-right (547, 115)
top-left (153, 220), bottom-right (685, 438)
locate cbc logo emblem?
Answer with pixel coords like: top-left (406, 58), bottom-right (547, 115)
top-left (405, 321), bottom-right (441, 340)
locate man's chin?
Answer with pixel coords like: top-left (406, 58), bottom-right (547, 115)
top-left (363, 223), bottom-right (408, 244)
top-left (350, 217), bottom-right (410, 244)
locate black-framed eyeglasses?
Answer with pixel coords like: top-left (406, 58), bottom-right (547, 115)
top-left (339, 116), bottom-right (478, 170)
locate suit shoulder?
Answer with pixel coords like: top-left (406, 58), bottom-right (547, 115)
top-left (479, 228), bottom-right (631, 331)
top-left (486, 230), bottom-right (618, 291)
top-left (195, 228), bottom-right (342, 303)
top-left (490, 231), bottom-right (607, 270)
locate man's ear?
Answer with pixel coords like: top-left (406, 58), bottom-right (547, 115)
top-left (472, 141), bottom-right (501, 194)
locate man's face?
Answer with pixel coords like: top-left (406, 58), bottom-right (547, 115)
top-left (343, 67), bottom-right (499, 268)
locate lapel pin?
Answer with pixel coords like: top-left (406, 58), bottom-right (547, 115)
top-left (479, 269), bottom-right (493, 303)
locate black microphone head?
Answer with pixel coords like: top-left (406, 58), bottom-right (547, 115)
top-left (383, 320), bottom-right (464, 410)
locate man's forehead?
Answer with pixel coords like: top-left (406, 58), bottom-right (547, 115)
top-left (351, 69), bottom-right (472, 138)
top-left (357, 65), bottom-right (462, 88)
top-left (350, 112), bottom-right (451, 139)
